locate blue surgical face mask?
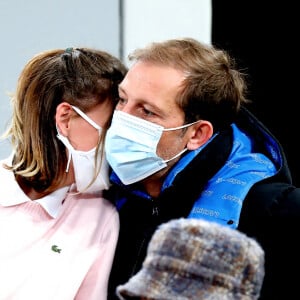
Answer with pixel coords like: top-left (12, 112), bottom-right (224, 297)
top-left (56, 106), bottom-right (110, 193)
top-left (105, 110), bottom-right (200, 185)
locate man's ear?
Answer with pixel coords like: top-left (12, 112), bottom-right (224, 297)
top-left (186, 121), bottom-right (214, 150)
top-left (55, 102), bottom-right (73, 136)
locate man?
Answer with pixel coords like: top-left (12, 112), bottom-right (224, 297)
top-left (104, 38), bottom-right (300, 299)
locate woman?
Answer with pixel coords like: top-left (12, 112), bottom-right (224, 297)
top-left (0, 47), bottom-right (127, 299)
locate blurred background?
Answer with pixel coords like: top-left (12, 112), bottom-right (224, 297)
top-left (1, 0), bottom-right (299, 186)
top-left (0, 0), bottom-right (211, 159)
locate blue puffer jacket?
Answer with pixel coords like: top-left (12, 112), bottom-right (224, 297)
top-left (106, 106), bottom-right (300, 300)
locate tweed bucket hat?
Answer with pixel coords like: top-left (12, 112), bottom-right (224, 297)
top-left (116, 218), bottom-right (265, 300)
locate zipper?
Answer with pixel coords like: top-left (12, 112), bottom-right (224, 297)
top-left (131, 196), bottom-right (159, 276)
top-left (151, 197), bottom-right (159, 216)
top-left (152, 206), bottom-right (159, 216)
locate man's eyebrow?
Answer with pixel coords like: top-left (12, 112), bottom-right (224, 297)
top-left (117, 85), bottom-right (164, 116)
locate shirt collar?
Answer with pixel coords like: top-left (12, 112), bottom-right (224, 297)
top-left (1, 156), bottom-right (70, 218)
top-left (35, 186), bottom-right (70, 218)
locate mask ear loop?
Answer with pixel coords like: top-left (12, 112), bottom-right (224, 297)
top-left (71, 106), bottom-right (105, 191)
top-left (56, 125), bottom-right (73, 173)
top-left (65, 152), bottom-right (72, 173)
top-left (163, 119), bottom-right (202, 131)
top-left (71, 105), bottom-right (103, 176)
top-left (71, 106), bottom-right (101, 134)
top-left (163, 148), bottom-right (188, 163)
top-left (162, 120), bottom-right (202, 163)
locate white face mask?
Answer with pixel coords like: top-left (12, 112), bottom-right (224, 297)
top-left (105, 110), bottom-right (200, 185)
top-left (56, 106), bottom-right (110, 193)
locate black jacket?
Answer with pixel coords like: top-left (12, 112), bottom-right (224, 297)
top-left (106, 107), bottom-right (300, 300)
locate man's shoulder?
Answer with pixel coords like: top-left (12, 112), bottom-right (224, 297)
top-left (243, 181), bottom-right (300, 217)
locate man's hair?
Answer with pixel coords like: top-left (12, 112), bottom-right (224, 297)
top-left (129, 38), bottom-right (249, 132)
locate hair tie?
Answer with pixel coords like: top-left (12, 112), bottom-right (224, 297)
top-left (65, 47), bottom-right (73, 54)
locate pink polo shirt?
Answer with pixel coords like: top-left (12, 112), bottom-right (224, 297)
top-left (0, 157), bottom-right (119, 300)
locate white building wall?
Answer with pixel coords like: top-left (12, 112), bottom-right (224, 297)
top-left (0, 0), bottom-right (121, 159)
top-left (0, 0), bottom-right (211, 159)
top-left (122, 0), bottom-right (211, 64)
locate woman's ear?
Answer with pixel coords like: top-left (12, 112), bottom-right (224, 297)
top-left (55, 102), bottom-right (73, 136)
top-left (186, 121), bottom-right (214, 150)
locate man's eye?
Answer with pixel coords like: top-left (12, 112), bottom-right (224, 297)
top-left (117, 97), bottom-right (126, 105)
top-left (142, 108), bottom-right (154, 116)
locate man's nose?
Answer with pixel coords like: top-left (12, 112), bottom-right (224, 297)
top-left (117, 101), bottom-right (135, 115)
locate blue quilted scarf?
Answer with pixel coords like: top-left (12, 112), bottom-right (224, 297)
top-left (185, 124), bottom-right (277, 228)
